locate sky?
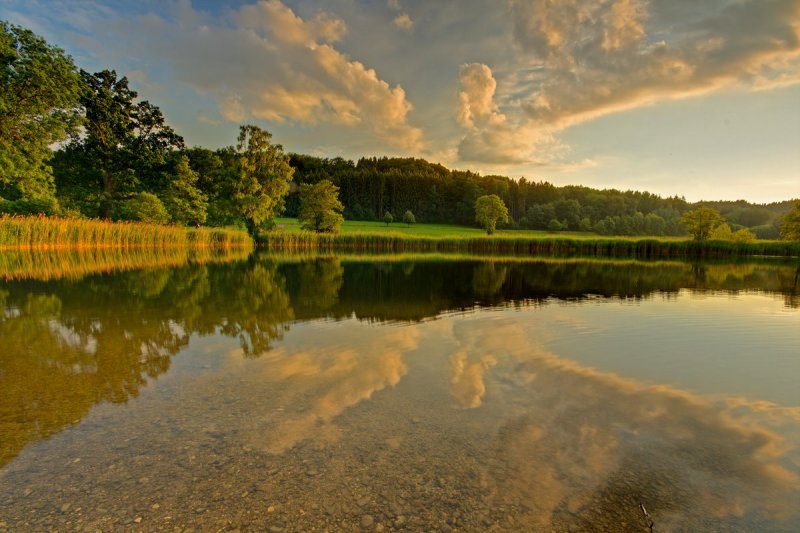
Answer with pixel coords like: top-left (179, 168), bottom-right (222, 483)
top-left (2, 0), bottom-right (799, 202)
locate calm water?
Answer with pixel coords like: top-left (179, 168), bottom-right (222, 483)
top-left (1, 254), bottom-right (799, 532)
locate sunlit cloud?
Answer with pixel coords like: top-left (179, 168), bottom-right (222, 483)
top-left (456, 62), bottom-right (568, 165)
top-left (508, 0), bottom-right (800, 128)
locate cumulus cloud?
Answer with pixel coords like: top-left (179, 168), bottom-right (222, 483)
top-left (456, 63), bottom-right (567, 165)
top-left (509, 0), bottom-right (800, 127)
top-left (106, 0), bottom-right (423, 150)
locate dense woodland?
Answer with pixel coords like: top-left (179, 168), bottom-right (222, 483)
top-left (2, 21), bottom-right (796, 239)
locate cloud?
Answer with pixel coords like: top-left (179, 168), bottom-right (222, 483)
top-left (508, 0), bottom-right (800, 128)
top-left (456, 63), bottom-right (567, 165)
top-left (91, 0), bottom-right (423, 151)
top-left (393, 13), bottom-right (414, 31)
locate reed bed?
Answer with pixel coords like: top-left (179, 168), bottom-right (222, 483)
top-left (0, 215), bottom-right (253, 250)
top-left (0, 246), bottom-right (253, 281)
top-left (258, 230), bottom-right (800, 259)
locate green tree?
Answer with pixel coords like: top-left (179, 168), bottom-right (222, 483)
top-left (780, 202), bottom-right (800, 242)
top-left (403, 210), bottom-right (416, 226)
top-left (115, 192), bottom-right (170, 223)
top-left (297, 179), bottom-right (344, 233)
top-left (58, 70), bottom-right (184, 217)
top-left (384, 211), bottom-right (394, 226)
top-left (681, 207), bottom-right (725, 241)
top-left (0, 22), bottom-right (82, 202)
top-left (475, 194), bottom-right (509, 235)
top-left (233, 125), bottom-right (294, 235)
top-left (162, 155), bottom-right (207, 225)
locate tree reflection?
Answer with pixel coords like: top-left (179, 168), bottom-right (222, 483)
top-left (1, 255), bottom-right (798, 467)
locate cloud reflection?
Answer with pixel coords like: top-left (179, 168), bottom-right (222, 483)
top-left (236, 324), bottom-right (418, 454)
top-left (450, 318), bottom-right (799, 530)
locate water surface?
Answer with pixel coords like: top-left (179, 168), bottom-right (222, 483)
top-left (1, 254), bottom-right (798, 532)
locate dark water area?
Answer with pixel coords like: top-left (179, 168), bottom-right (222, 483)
top-left (1, 254), bottom-right (799, 532)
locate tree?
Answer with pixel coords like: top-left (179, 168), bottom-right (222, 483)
top-left (233, 125), bottom-right (294, 235)
top-left (58, 69), bottom-right (184, 217)
top-left (384, 211), bottom-right (393, 226)
top-left (297, 179), bottom-right (344, 233)
top-left (1, 22), bottom-right (82, 202)
top-left (780, 202), bottom-right (800, 241)
top-left (681, 207), bottom-right (725, 241)
top-left (115, 192), bottom-right (170, 223)
top-left (475, 194), bottom-right (509, 235)
top-left (403, 210), bottom-right (416, 226)
top-left (162, 155), bottom-right (207, 225)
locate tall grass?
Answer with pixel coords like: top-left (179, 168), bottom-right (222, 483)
top-left (258, 230), bottom-right (800, 259)
top-left (0, 215), bottom-right (253, 250)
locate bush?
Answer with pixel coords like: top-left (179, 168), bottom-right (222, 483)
top-left (0, 197), bottom-right (60, 216)
top-left (115, 193), bottom-right (170, 224)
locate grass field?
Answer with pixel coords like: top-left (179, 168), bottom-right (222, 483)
top-left (267, 218), bottom-right (798, 258)
top-left (273, 218), bottom-right (686, 240)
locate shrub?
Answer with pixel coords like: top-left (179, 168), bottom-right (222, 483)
top-left (116, 193), bottom-right (170, 224)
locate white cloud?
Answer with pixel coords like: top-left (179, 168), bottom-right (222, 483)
top-left (509, 0), bottom-right (800, 128)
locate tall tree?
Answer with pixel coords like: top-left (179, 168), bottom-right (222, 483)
top-left (297, 179), bottom-right (344, 233)
top-left (232, 125), bottom-right (294, 235)
top-left (58, 69), bottom-right (183, 217)
top-left (162, 155), bottom-right (207, 225)
top-left (0, 22), bottom-right (82, 202)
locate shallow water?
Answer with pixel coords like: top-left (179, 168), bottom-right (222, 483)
top-left (1, 255), bottom-right (799, 532)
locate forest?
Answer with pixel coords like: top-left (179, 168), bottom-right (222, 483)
top-left (1, 21), bottom-right (796, 239)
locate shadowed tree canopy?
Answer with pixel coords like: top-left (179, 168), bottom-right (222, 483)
top-left (55, 69), bottom-right (184, 217)
top-left (0, 22), bottom-right (82, 202)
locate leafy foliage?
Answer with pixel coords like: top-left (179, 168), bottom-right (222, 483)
top-left (780, 202), bottom-right (800, 242)
top-left (709, 224), bottom-right (756, 243)
top-left (232, 125), bottom-right (294, 235)
top-left (115, 192), bottom-right (170, 224)
top-left (297, 179), bottom-right (344, 233)
top-left (681, 207), bottom-right (725, 241)
top-left (475, 194), bottom-right (509, 235)
top-left (403, 210), bottom-right (415, 226)
top-left (0, 22), bottom-right (82, 202)
top-left (384, 211), bottom-right (393, 226)
top-left (162, 155), bottom-right (207, 225)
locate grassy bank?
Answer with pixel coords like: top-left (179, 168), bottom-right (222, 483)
top-left (262, 221), bottom-right (799, 259)
top-left (0, 215), bottom-right (253, 250)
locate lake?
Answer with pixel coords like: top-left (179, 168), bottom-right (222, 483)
top-left (1, 253), bottom-right (799, 532)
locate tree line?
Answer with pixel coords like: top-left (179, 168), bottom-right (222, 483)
top-left (2, 21), bottom-right (798, 240)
